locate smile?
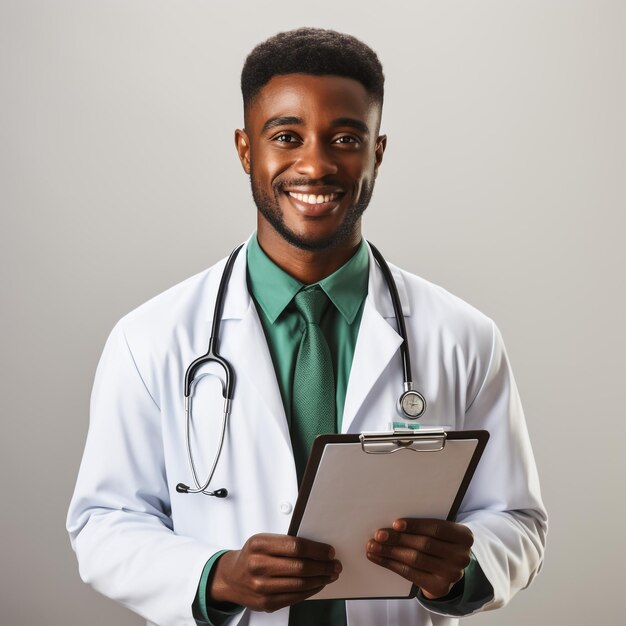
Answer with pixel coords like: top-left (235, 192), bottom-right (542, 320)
top-left (288, 191), bottom-right (340, 205)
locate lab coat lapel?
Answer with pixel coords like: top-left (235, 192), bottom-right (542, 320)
top-left (341, 246), bottom-right (407, 433)
top-left (213, 241), bottom-right (291, 452)
top-left (231, 301), bottom-right (291, 449)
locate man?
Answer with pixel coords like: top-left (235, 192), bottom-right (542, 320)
top-left (68, 28), bottom-right (547, 626)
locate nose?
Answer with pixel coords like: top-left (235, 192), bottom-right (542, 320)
top-left (295, 139), bottom-right (338, 179)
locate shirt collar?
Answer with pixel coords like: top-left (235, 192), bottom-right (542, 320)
top-left (246, 234), bottom-right (369, 324)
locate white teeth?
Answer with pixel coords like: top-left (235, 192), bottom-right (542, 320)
top-left (288, 192), bottom-right (339, 205)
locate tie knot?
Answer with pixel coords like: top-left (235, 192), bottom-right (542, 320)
top-left (294, 286), bottom-right (329, 325)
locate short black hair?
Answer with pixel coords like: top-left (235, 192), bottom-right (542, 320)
top-left (241, 27), bottom-right (384, 109)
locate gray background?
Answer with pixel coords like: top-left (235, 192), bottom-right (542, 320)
top-left (1, 1), bottom-right (624, 624)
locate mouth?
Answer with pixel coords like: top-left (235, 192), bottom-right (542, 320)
top-left (283, 190), bottom-right (345, 215)
top-left (287, 191), bottom-right (341, 205)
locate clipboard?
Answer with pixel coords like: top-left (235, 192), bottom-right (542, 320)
top-left (287, 429), bottom-right (489, 600)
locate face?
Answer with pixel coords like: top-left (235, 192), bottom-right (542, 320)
top-left (235, 74), bottom-right (386, 252)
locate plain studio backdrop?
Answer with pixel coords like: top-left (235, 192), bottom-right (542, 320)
top-left (1, 1), bottom-right (624, 624)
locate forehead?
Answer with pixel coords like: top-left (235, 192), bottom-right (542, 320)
top-left (246, 74), bottom-right (381, 132)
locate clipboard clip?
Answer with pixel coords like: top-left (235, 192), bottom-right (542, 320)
top-left (359, 429), bottom-right (447, 454)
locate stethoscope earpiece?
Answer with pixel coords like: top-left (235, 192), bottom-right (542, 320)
top-left (176, 482), bottom-right (228, 498)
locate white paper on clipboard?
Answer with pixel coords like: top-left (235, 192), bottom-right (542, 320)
top-left (292, 433), bottom-right (483, 600)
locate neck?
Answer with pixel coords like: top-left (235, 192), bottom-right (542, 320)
top-left (257, 224), bottom-right (362, 285)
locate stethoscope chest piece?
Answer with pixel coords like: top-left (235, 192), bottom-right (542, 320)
top-left (399, 388), bottom-right (427, 419)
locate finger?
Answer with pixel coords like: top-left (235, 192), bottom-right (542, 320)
top-left (253, 587), bottom-right (326, 613)
top-left (248, 534), bottom-right (335, 560)
top-left (366, 553), bottom-right (457, 599)
top-left (249, 573), bottom-right (339, 596)
top-left (248, 554), bottom-right (342, 579)
top-left (392, 519), bottom-right (473, 547)
top-left (372, 530), bottom-right (470, 565)
top-left (366, 541), bottom-right (463, 580)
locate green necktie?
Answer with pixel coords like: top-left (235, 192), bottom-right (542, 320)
top-left (290, 286), bottom-right (337, 483)
top-left (289, 287), bottom-right (346, 626)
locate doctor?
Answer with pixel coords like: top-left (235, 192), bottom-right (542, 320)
top-left (67, 28), bottom-right (547, 626)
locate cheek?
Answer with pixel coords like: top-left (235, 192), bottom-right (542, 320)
top-left (347, 150), bottom-right (376, 176)
top-left (254, 148), bottom-right (292, 187)
top-left (351, 160), bottom-right (376, 191)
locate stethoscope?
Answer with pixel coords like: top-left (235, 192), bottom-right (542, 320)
top-left (176, 242), bottom-right (427, 497)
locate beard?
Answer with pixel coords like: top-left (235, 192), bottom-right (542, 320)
top-left (250, 170), bottom-right (375, 252)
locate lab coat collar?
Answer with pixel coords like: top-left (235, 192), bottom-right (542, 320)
top-left (206, 236), bottom-right (292, 455)
top-left (341, 243), bottom-right (412, 432)
top-left (202, 236), bottom-right (413, 438)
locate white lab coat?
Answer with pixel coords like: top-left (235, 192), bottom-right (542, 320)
top-left (67, 240), bottom-right (547, 626)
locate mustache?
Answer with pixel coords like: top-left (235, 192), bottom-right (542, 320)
top-left (273, 177), bottom-right (341, 193)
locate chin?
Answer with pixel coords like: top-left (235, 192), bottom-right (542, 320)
top-left (277, 224), bottom-right (352, 252)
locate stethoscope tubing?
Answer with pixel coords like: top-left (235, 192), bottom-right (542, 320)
top-left (183, 243), bottom-right (244, 403)
top-left (368, 242), bottom-right (412, 387)
top-left (177, 244), bottom-right (243, 496)
top-left (178, 240), bottom-right (425, 497)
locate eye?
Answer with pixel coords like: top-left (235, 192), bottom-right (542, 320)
top-left (333, 135), bottom-right (360, 145)
top-left (273, 133), bottom-right (299, 143)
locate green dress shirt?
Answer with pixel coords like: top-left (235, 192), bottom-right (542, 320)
top-left (193, 235), bottom-right (493, 625)
top-left (246, 234), bottom-right (369, 431)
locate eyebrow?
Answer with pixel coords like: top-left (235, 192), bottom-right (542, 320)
top-left (261, 116), bottom-right (370, 135)
top-left (331, 117), bottom-right (370, 134)
top-left (262, 116), bottom-right (303, 133)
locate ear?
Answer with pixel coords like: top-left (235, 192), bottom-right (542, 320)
top-left (234, 129), bottom-right (251, 174)
top-left (374, 134), bottom-right (387, 178)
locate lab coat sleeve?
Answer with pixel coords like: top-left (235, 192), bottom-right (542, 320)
top-left (452, 321), bottom-right (548, 613)
top-left (67, 322), bottom-right (216, 626)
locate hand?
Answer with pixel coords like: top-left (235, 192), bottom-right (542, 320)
top-left (209, 533), bottom-right (342, 612)
top-left (366, 518), bottom-right (473, 600)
